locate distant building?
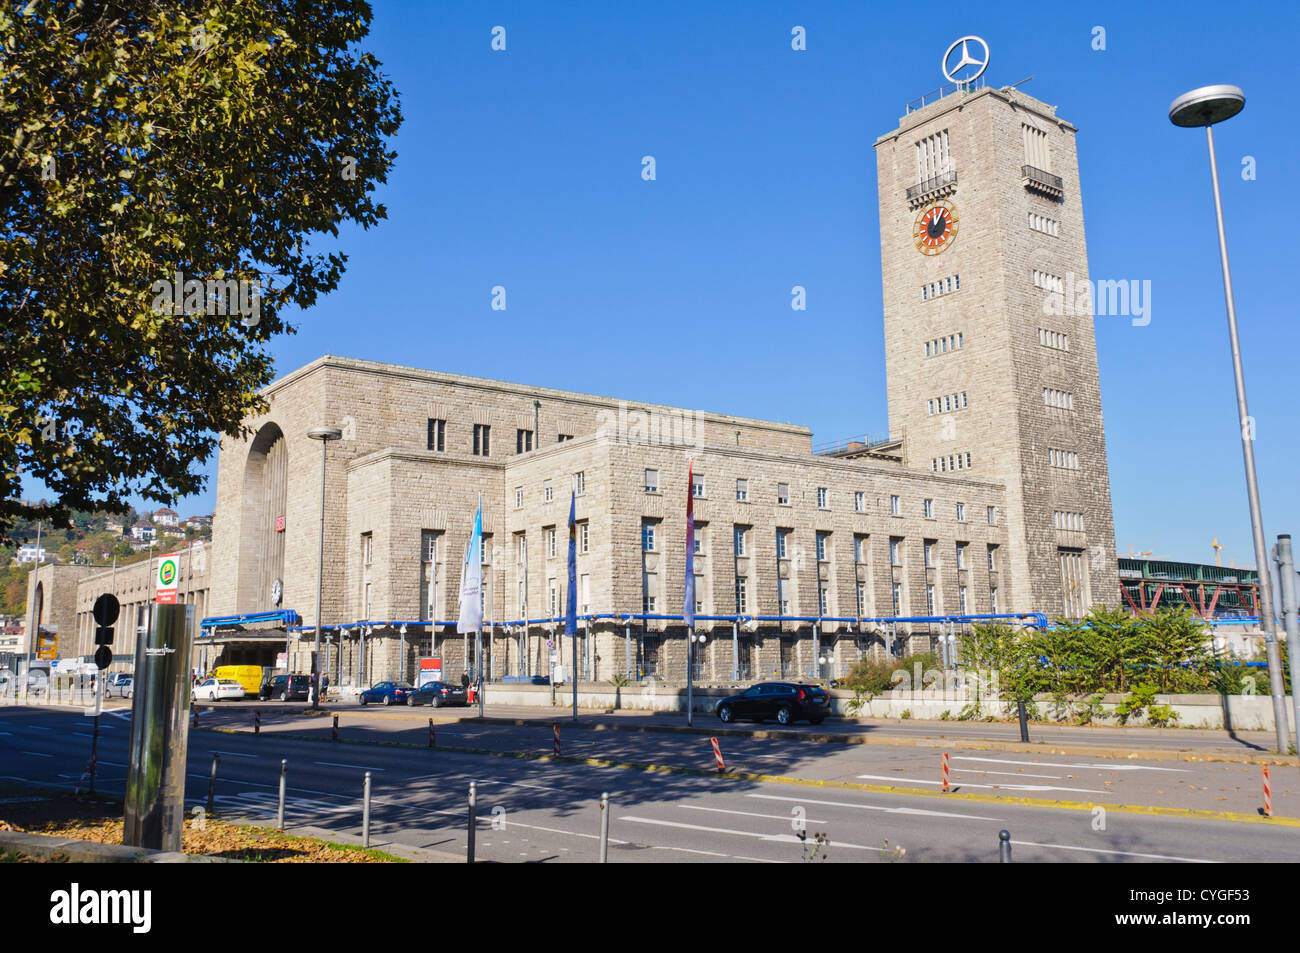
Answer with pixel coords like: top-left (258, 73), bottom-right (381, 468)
top-left (104, 518), bottom-right (125, 535)
top-left (184, 515), bottom-right (213, 530)
top-left (152, 508), bottom-right (179, 528)
top-left (15, 544), bottom-right (49, 564)
top-left (130, 522), bottom-right (156, 542)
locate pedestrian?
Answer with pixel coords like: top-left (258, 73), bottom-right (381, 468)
top-left (321, 673), bottom-right (329, 701)
top-left (460, 670), bottom-right (470, 690)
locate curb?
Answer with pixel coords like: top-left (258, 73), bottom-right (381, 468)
top-left (0, 829), bottom-right (233, 863)
top-left (200, 725), bottom-right (1298, 828)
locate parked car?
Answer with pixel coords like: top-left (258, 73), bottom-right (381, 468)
top-left (714, 682), bottom-right (830, 726)
top-left (410, 680), bottom-right (469, 708)
top-left (358, 681), bottom-right (416, 706)
top-left (107, 675), bottom-right (133, 698)
top-left (194, 678), bottom-right (246, 702)
top-left (210, 665), bottom-right (264, 698)
top-left (260, 674), bottom-right (312, 701)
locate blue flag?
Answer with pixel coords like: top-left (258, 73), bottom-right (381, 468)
top-left (566, 490), bottom-right (578, 636)
top-left (684, 461), bottom-right (695, 628)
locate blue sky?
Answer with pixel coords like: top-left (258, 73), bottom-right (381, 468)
top-left (32, 0), bottom-right (1300, 570)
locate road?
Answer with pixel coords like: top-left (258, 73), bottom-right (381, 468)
top-left (2, 704), bottom-right (1298, 863)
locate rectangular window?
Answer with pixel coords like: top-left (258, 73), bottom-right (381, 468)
top-left (926, 584), bottom-right (935, 615)
top-left (557, 434), bottom-right (573, 443)
top-left (956, 541), bottom-right (967, 570)
top-left (694, 524), bottom-right (705, 554)
top-left (516, 429), bottom-right (533, 453)
top-left (958, 585), bottom-right (968, 613)
top-left (420, 530), bottom-right (440, 622)
top-left (990, 587), bottom-right (998, 613)
top-left (574, 471), bottom-right (585, 495)
top-left (856, 581), bottom-right (866, 617)
top-left (734, 577), bottom-right (748, 614)
top-left (889, 537), bottom-right (902, 567)
top-left (473, 424), bottom-right (490, 456)
top-left (642, 521), bottom-right (656, 552)
top-left (854, 491), bottom-right (865, 512)
top-left (778, 577), bottom-right (790, 616)
top-left (817, 487), bottom-right (829, 509)
top-left (923, 498), bottom-right (934, 519)
top-left (426, 418), bottom-right (445, 452)
top-left (548, 578), bottom-right (558, 616)
top-left (777, 483), bottom-right (790, 505)
top-left (643, 572), bottom-right (657, 614)
top-left (890, 495), bottom-right (900, 516)
top-left (545, 527), bottom-right (556, 559)
top-left (924, 539), bottom-right (935, 568)
top-left (733, 526), bottom-right (747, 557)
top-left (362, 532), bottom-right (373, 565)
top-left (956, 503), bottom-right (966, 522)
top-left (988, 544), bottom-right (998, 573)
top-left (736, 478), bottom-right (748, 502)
top-left (543, 479), bottom-right (553, 503)
top-left (644, 469), bottom-right (658, 493)
top-left (579, 522), bottom-right (589, 554)
top-left (776, 529), bottom-right (788, 560)
top-left (915, 128), bottom-right (952, 184)
top-left (692, 473), bottom-right (705, 498)
top-left (892, 582), bottom-right (902, 616)
top-left (854, 535), bottom-right (868, 564)
top-left (816, 531), bottom-right (829, 562)
top-left (818, 582), bottom-right (829, 616)
top-left (987, 505), bottom-right (996, 525)
top-left (514, 487), bottom-right (523, 509)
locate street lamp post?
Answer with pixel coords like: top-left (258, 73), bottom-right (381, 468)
top-left (1170, 85), bottom-right (1291, 755)
top-left (307, 426), bottom-right (343, 712)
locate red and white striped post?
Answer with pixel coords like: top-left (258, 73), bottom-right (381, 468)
top-left (553, 723), bottom-right (561, 757)
top-left (1263, 763), bottom-right (1272, 817)
top-left (254, 710), bottom-right (261, 735)
top-left (428, 718), bottom-right (435, 749)
top-left (942, 752), bottom-right (950, 792)
top-left (711, 736), bottom-right (725, 772)
top-left (332, 714), bottom-right (339, 742)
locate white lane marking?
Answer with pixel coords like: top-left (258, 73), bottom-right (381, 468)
top-left (210, 750), bottom-right (258, 758)
top-left (313, 761), bottom-right (384, 771)
top-left (747, 793), bottom-right (1002, 821)
top-left (733, 855), bottom-right (787, 864)
top-left (0, 731), bottom-right (11, 736)
top-left (953, 755), bottom-right (1189, 773)
top-left (25, 726), bottom-right (50, 731)
top-left (1011, 839), bottom-right (1215, 864)
top-left (679, 804), bottom-right (829, 824)
top-left (651, 846), bottom-right (729, 857)
top-left (474, 779), bottom-right (578, 794)
top-left (21, 751), bottom-right (52, 757)
top-left (956, 768), bottom-right (1065, 780)
top-left (621, 816), bottom-right (875, 850)
top-left (428, 809), bottom-right (629, 844)
top-left (856, 773), bottom-right (1106, 795)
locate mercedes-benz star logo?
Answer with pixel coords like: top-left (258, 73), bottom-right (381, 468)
top-left (942, 35), bottom-right (990, 85)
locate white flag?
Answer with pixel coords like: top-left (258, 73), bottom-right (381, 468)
top-left (457, 499), bottom-right (483, 633)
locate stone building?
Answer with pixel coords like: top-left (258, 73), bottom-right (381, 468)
top-left (33, 79), bottom-right (1120, 688)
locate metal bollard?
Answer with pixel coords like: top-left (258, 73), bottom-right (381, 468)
top-left (1017, 700), bottom-right (1029, 742)
top-left (1263, 764), bottom-right (1272, 817)
top-left (207, 752), bottom-right (219, 816)
top-left (428, 718), bottom-right (435, 748)
top-left (191, 701), bottom-right (199, 729)
top-left (553, 723), bottom-right (560, 757)
top-left (599, 792), bottom-right (610, 863)
top-left (332, 714), bottom-right (339, 742)
top-left (467, 780), bottom-right (477, 863)
top-left (999, 829), bottom-right (1012, 863)
top-left (254, 709), bottom-right (261, 735)
top-left (277, 759), bottom-right (287, 830)
top-left (362, 771), bottom-right (372, 848)
top-left (941, 751), bottom-right (950, 792)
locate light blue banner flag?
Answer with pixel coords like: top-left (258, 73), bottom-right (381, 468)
top-left (457, 498), bottom-right (483, 633)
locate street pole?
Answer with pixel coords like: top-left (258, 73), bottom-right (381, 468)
top-left (571, 617), bottom-right (578, 721)
top-left (1170, 86), bottom-right (1290, 755)
top-left (1275, 535), bottom-right (1299, 751)
top-left (686, 627), bottom-right (694, 727)
top-left (24, 519), bottom-right (41, 702)
top-left (305, 426), bottom-right (340, 712)
top-left (477, 628), bottom-right (484, 718)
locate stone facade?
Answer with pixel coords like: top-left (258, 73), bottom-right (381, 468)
top-left (875, 86), bottom-right (1119, 618)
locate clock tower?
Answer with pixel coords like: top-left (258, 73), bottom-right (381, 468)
top-left (875, 78), bottom-right (1119, 617)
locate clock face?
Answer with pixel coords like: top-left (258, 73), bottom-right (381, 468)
top-left (914, 200), bottom-right (959, 255)
top-left (271, 579), bottom-right (283, 606)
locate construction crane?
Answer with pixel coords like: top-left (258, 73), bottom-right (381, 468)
top-left (1211, 536), bottom-right (1225, 567)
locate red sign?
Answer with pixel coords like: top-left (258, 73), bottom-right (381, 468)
top-left (417, 656), bottom-right (443, 687)
top-left (274, 515), bottom-right (285, 532)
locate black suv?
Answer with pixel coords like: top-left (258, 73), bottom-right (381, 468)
top-left (715, 682), bottom-right (830, 726)
top-left (260, 674), bottom-right (311, 701)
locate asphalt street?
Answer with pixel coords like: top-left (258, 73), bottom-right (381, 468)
top-left (2, 704), bottom-right (1298, 863)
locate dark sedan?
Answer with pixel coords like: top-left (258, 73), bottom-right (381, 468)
top-left (715, 682), bottom-right (830, 726)
top-left (409, 680), bottom-right (469, 707)
top-left (358, 681), bottom-right (416, 706)
top-left (260, 674), bottom-right (312, 701)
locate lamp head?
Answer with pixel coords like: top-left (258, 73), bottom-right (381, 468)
top-left (1169, 85), bottom-right (1245, 127)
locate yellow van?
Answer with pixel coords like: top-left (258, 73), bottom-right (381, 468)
top-left (209, 665), bottom-right (263, 698)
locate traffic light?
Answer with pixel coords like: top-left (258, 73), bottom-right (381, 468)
top-left (92, 593), bottom-right (119, 671)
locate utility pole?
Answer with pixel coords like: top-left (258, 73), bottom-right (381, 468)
top-left (1275, 536), bottom-right (1299, 752)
